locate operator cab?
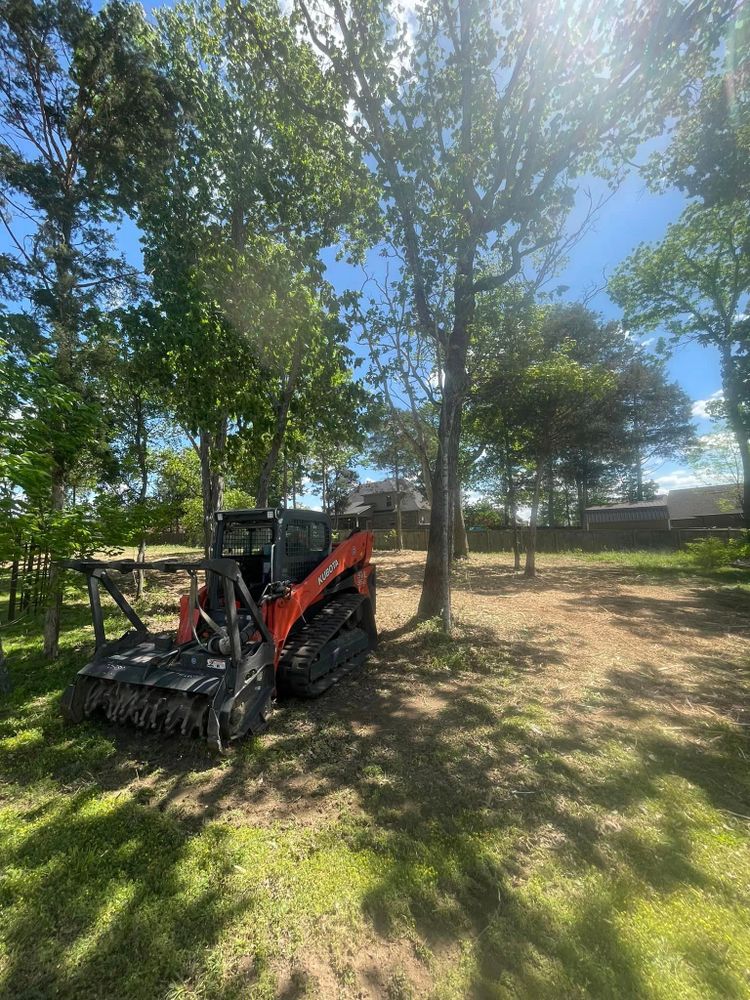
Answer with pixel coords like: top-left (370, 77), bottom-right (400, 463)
top-left (212, 508), bottom-right (332, 602)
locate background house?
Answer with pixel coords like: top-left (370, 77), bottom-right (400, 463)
top-left (336, 479), bottom-right (431, 531)
top-left (585, 497), bottom-right (670, 531)
top-left (667, 484), bottom-right (744, 528)
top-left (585, 483), bottom-right (743, 530)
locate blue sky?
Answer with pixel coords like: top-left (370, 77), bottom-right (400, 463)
top-left (4, 0), bottom-right (727, 508)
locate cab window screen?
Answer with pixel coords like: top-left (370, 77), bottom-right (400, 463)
top-left (284, 518), bottom-right (330, 581)
top-left (222, 524), bottom-right (272, 556)
top-left (309, 521), bottom-right (328, 552)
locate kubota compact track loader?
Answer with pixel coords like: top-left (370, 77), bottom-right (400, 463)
top-left (61, 509), bottom-right (376, 750)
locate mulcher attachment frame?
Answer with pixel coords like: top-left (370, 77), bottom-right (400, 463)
top-left (60, 558), bottom-right (276, 752)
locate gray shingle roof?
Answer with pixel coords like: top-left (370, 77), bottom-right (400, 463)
top-left (357, 478), bottom-right (412, 494)
top-left (585, 483), bottom-right (743, 523)
top-left (342, 501), bottom-right (373, 516)
top-left (346, 478), bottom-right (431, 512)
top-left (667, 484), bottom-right (742, 519)
top-left (586, 497), bottom-right (667, 512)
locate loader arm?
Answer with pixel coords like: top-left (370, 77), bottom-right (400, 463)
top-left (263, 530), bottom-right (375, 664)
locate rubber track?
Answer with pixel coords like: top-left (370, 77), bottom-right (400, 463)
top-left (278, 593), bottom-right (368, 696)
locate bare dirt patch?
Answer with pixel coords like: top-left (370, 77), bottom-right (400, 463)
top-left (90, 551), bottom-right (750, 828)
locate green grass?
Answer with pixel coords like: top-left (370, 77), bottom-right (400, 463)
top-left (554, 546), bottom-right (750, 586)
top-left (0, 556), bottom-right (749, 998)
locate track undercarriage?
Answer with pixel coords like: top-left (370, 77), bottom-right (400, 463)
top-left (278, 593), bottom-right (372, 696)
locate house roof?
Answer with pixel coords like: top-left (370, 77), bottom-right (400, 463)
top-left (667, 484), bottom-right (742, 519)
top-left (346, 478), bottom-right (431, 513)
top-left (342, 501), bottom-right (373, 516)
top-left (586, 497), bottom-right (667, 512)
top-left (357, 478), bottom-right (413, 495)
top-left (586, 499), bottom-right (669, 524)
top-left (585, 483), bottom-right (743, 523)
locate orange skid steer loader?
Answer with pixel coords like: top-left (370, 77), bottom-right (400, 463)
top-left (61, 509), bottom-right (377, 751)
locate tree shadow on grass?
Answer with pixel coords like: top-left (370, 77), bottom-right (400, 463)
top-left (148, 609), bottom-right (748, 996)
top-left (564, 583), bottom-right (750, 643)
top-left (0, 788), bottom-right (263, 1000)
top-left (2, 574), bottom-right (749, 998)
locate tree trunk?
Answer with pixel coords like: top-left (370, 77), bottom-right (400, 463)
top-left (199, 419), bottom-right (227, 557)
top-left (394, 456), bottom-right (404, 550)
top-left (44, 210), bottom-right (76, 660)
top-left (256, 342), bottom-right (303, 507)
top-left (419, 429), bottom-right (455, 627)
top-left (547, 460), bottom-right (556, 527)
top-left (576, 471), bottom-right (589, 528)
top-left (630, 384), bottom-right (644, 501)
top-left (321, 458), bottom-right (328, 515)
top-left (133, 395), bottom-right (148, 600)
top-left (634, 451), bottom-right (644, 502)
top-left (720, 345), bottom-right (750, 525)
top-left (419, 449), bottom-right (434, 505)
top-left (7, 550), bottom-right (19, 623)
top-left (524, 463), bottom-right (544, 578)
top-left (21, 542), bottom-right (36, 612)
top-left (453, 480), bottom-right (469, 559)
top-left (505, 441), bottom-right (521, 571)
top-left (43, 470), bottom-right (65, 659)
top-left (32, 549), bottom-right (43, 611)
top-left (0, 633), bottom-right (9, 694)
top-left (134, 537), bottom-right (147, 600)
top-left (417, 249), bottom-right (474, 629)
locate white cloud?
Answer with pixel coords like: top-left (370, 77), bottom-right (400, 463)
top-left (691, 389), bottom-right (723, 420)
top-left (653, 469), bottom-right (704, 491)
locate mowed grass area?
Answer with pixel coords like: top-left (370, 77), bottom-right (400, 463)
top-left (1, 548), bottom-right (749, 999)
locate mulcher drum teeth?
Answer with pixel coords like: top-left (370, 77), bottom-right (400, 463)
top-left (76, 675), bottom-right (212, 737)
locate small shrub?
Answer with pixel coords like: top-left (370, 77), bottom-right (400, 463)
top-left (378, 529), bottom-right (398, 549)
top-left (684, 537), bottom-right (746, 570)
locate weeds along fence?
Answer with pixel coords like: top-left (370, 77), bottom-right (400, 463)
top-left (370, 527), bottom-right (748, 553)
top-left (3, 543), bottom-right (51, 626)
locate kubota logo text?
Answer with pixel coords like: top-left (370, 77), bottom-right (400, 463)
top-left (317, 559), bottom-right (339, 586)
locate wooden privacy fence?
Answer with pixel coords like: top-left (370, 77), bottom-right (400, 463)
top-left (371, 526), bottom-right (747, 553)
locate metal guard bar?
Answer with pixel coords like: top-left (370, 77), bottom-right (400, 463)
top-left (60, 558), bottom-right (272, 658)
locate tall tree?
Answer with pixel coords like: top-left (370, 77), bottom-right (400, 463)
top-left (139, 0), bottom-right (370, 551)
top-left (647, 20), bottom-right (749, 206)
top-left (615, 356), bottom-right (695, 502)
top-left (0, 0), bottom-right (176, 655)
top-left (610, 204), bottom-right (750, 520)
top-left (287, 0), bottom-right (736, 629)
